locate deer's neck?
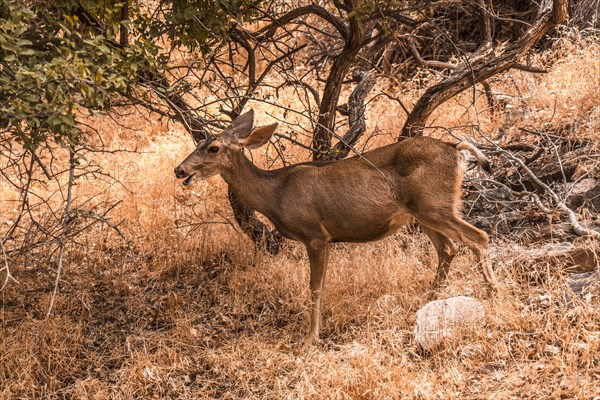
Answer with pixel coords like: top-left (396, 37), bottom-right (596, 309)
top-left (220, 151), bottom-right (278, 214)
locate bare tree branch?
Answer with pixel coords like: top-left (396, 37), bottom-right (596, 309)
top-left (498, 149), bottom-right (600, 239)
top-left (407, 36), bottom-right (457, 71)
top-left (330, 71), bottom-right (376, 160)
top-left (45, 146), bottom-right (76, 319)
top-left (254, 5), bottom-right (348, 41)
top-left (401, 0), bottom-right (567, 137)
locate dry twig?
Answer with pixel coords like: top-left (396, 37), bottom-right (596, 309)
top-left (495, 148), bottom-right (600, 239)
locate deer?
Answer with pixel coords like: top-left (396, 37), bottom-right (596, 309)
top-left (174, 110), bottom-right (498, 343)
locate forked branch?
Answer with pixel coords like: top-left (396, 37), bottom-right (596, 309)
top-left (401, 0), bottom-right (568, 137)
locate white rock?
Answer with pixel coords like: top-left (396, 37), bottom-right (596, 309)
top-left (414, 296), bottom-right (486, 350)
top-left (143, 367), bottom-right (155, 380)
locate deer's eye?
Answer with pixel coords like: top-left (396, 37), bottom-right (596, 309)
top-left (207, 146), bottom-right (220, 154)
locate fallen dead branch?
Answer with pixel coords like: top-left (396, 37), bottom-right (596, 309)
top-left (496, 148), bottom-right (600, 240)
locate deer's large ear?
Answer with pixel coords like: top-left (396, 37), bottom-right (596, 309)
top-left (238, 123), bottom-right (278, 149)
top-left (228, 110), bottom-right (254, 139)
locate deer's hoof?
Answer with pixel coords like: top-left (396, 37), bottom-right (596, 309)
top-left (304, 334), bottom-right (320, 346)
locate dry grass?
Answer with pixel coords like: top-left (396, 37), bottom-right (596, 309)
top-left (1, 32), bottom-right (599, 399)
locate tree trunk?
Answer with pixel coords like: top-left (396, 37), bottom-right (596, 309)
top-left (119, 0), bottom-right (129, 46)
top-left (312, 1), bottom-right (364, 160)
top-left (330, 71), bottom-right (376, 160)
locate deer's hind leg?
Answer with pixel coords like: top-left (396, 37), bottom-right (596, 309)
top-left (416, 212), bottom-right (498, 292)
top-left (422, 227), bottom-right (457, 291)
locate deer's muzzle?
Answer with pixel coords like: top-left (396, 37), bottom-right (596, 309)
top-left (174, 165), bottom-right (187, 179)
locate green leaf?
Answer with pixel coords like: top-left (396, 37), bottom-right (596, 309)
top-left (95, 69), bottom-right (104, 85)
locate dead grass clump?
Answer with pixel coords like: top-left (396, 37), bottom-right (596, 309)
top-left (5, 221), bottom-right (598, 398)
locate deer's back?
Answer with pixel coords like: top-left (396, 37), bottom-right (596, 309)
top-left (264, 137), bottom-right (463, 243)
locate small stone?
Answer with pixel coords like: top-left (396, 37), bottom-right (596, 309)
top-left (566, 178), bottom-right (600, 212)
top-left (570, 342), bottom-right (590, 352)
top-left (566, 271), bottom-right (599, 295)
top-left (143, 367), bottom-right (155, 380)
top-left (414, 296), bottom-right (486, 350)
top-left (544, 344), bottom-right (560, 355)
top-left (460, 343), bottom-right (484, 359)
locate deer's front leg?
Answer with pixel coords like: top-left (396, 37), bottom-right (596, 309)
top-left (305, 240), bottom-right (330, 344)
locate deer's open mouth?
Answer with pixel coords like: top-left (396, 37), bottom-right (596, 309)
top-left (182, 174), bottom-right (197, 187)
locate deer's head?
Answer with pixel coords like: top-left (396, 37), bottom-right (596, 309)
top-left (174, 110), bottom-right (278, 187)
